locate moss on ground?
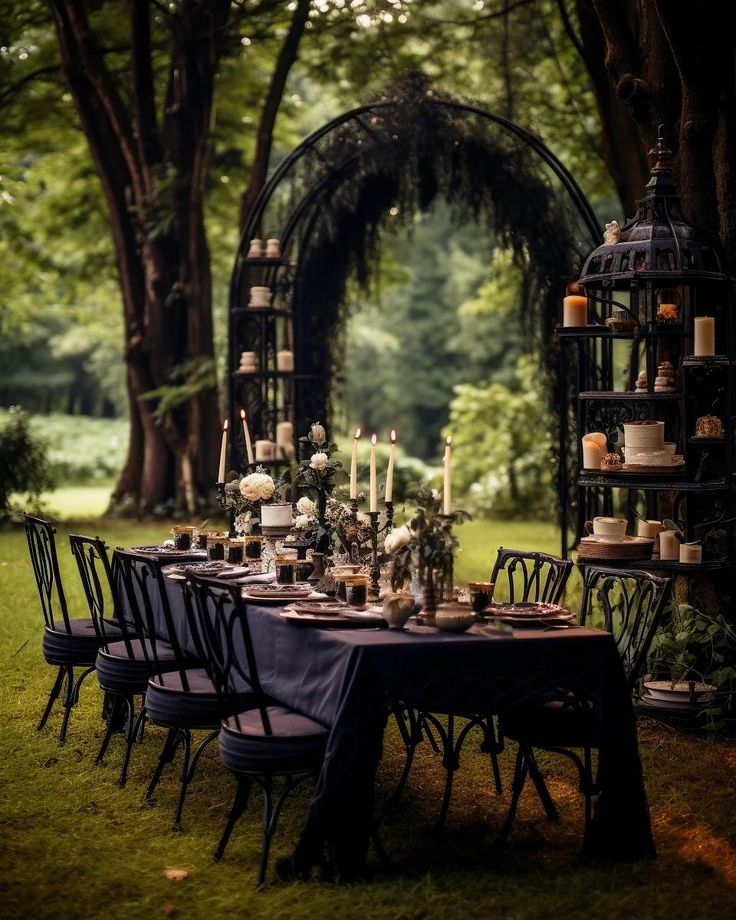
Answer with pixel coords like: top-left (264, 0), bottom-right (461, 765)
top-left (1, 520), bottom-right (735, 920)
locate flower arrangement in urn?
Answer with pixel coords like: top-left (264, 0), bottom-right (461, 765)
top-left (385, 486), bottom-right (470, 621)
top-left (218, 465), bottom-right (288, 534)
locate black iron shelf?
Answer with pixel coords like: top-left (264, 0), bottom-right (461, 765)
top-left (682, 355), bottom-right (730, 367)
top-left (231, 307), bottom-right (293, 318)
top-left (688, 436), bottom-right (726, 446)
top-left (578, 390), bottom-right (682, 401)
top-left (578, 474), bottom-right (727, 491)
top-left (577, 556), bottom-right (731, 573)
top-left (557, 324), bottom-right (687, 339)
top-left (232, 371), bottom-right (320, 380)
top-left (241, 257), bottom-right (285, 266)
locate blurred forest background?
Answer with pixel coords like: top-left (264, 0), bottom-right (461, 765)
top-left (2, 0), bottom-right (729, 521)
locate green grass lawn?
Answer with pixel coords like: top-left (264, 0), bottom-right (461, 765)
top-left (1, 517), bottom-right (735, 919)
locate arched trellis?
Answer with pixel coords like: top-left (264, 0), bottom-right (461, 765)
top-left (227, 82), bottom-right (600, 552)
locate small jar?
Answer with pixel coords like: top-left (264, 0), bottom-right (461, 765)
top-left (334, 573), bottom-right (352, 602)
top-left (247, 238), bottom-right (264, 258)
top-left (244, 536), bottom-right (264, 561)
top-left (296, 559), bottom-right (314, 583)
top-left (192, 530), bottom-right (207, 551)
top-left (275, 555), bottom-right (296, 585)
top-left (224, 539), bottom-right (244, 564)
top-left (206, 534), bottom-right (229, 561)
top-left (679, 543), bottom-right (702, 564)
top-left (171, 525), bottom-right (195, 550)
top-left (344, 574), bottom-right (369, 608)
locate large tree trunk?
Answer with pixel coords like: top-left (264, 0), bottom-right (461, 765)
top-left (51, 0), bottom-right (229, 514)
top-left (582, 1), bottom-right (736, 266)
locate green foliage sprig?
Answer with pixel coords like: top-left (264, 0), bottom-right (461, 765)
top-left (0, 407), bottom-right (55, 523)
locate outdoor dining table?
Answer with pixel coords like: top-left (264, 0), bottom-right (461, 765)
top-left (130, 555), bottom-right (655, 877)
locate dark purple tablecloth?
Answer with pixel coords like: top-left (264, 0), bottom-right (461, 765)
top-left (150, 572), bottom-right (654, 873)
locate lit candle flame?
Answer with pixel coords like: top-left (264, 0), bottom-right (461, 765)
top-left (240, 409), bottom-right (246, 420)
top-left (371, 433), bottom-right (377, 446)
top-left (446, 435), bottom-right (452, 446)
top-left (354, 427), bottom-right (362, 439)
top-left (223, 419), bottom-right (229, 431)
top-left (390, 428), bottom-right (397, 443)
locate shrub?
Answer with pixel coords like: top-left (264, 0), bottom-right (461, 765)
top-left (0, 407), bottom-right (55, 522)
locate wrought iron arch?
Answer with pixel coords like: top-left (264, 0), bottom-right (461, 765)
top-left (227, 83), bottom-right (600, 552)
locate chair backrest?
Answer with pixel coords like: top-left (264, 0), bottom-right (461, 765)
top-left (24, 514), bottom-right (71, 633)
top-left (111, 549), bottom-right (192, 686)
top-left (490, 547), bottom-right (574, 604)
top-left (69, 534), bottom-right (124, 647)
top-left (184, 573), bottom-right (273, 735)
top-left (579, 565), bottom-right (670, 690)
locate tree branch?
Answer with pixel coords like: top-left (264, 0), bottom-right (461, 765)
top-left (239, 0), bottom-right (311, 231)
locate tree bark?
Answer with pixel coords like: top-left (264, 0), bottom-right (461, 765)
top-left (239, 0), bottom-right (311, 232)
top-left (50, 0), bottom-right (230, 514)
top-left (580, 1), bottom-right (736, 266)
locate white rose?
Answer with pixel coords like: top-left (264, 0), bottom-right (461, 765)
top-left (309, 451), bottom-right (329, 472)
top-left (239, 472), bottom-right (276, 503)
top-left (384, 524), bottom-right (413, 554)
top-left (310, 423), bottom-right (327, 445)
top-left (234, 511), bottom-right (253, 535)
top-left (294, 513), bottom-right (313, 530)
top-left (296, 496), bottom-right (317, 516)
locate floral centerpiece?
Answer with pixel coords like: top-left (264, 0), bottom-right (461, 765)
top-left (384, 486), bottom-right (470, 619)
top-left (289, 423), bottom-right (345, 550)
top-left (218, 465), bottom-right (287, 534)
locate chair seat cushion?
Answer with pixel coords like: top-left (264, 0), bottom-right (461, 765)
top-left (95, 639), bottom-right (183, 695)
top-left (42, 619), bottom-right (100, 666)
top-left (146, 669), bottom-right (253, 730)
top-left (502, 698), bottom-right (596, 749)
top-left (220, 706), bottom-right (328, 774)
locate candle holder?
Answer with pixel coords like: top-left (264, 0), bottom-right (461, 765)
top-left (368, 502), bottom-right (394, 602)
top-left (215, 481), bottom-right (237, 537)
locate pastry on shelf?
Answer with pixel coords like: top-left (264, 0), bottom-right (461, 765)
top-left (694, 415), bottom-right (724, 438)
top-left (600, 452), bottom-right (623, 472)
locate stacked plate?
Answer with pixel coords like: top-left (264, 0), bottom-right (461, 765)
top-left (162, 561), bottom-right (250, 580)
top-left (242, 584), bottom-right (312, 604)
top-left (486, 602), bottom-right (575, 627)
top-left (577, 535), bottom-right (654, 561)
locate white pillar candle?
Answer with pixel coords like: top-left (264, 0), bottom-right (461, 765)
top-left (276, 421), bottom-right (294, 458)
top-left (385, 429), bottom-right (397, 503)
top-left (350, 428), bottom-right (361, 499)
top-left (562, 294), bottom-right (587, 327)
top-left (255, 440), bottom-right (275, 462)
top-left (679, 543), bottom-right (702, 564)
top-left (277, 350), bottom-right (294, 372)
top-left (217, 419), bottom-right (228, 482)
top-left (369, 434), bottom-right (378, 512)
top-left (694, 316), bottom-right (715, 356)
top-left (266, 238), bottom-right (281, 259)
top-left (443, 436), bottom-right (452, 515)
top-left (582, 440), bottom-right (603, 470)
top-left (240, 410), bottom-right (254, 466)
top-left (659, 530), bottom-right (680, 560)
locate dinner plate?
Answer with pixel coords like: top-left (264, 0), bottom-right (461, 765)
top-left (642, 680), bottom-right (716, 703)
top-left (494, 613), bottom-right (576, 627)
top-left (162, 561), bottom-right (251, 580)
top-left (131, 545), bottom-right (207, 557)
top-left (242, 585), bottom-right (312, 604)
top-left (488, 602), bottom-right (571, 618)
top-left (279, 609), bottom-right (385, 628)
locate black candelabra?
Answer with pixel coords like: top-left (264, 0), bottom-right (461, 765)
top-left (349, 498), bottom-right (395, 602)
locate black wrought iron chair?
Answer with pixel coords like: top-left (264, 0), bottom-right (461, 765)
top-left (498, 565), bottom-right (670, 846)
top-left (144, 566), bottom-right (254, 831)
top-left (391, 547), bottom-right (575, 829)
top-left (185, 572), bottom-right (329, 887)
top-left (24, 515), bottom-right (111, 745)
top-left (490, 546), bottom-right (574, 605)
top-left (92, 549), bottom-right (183, 786)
